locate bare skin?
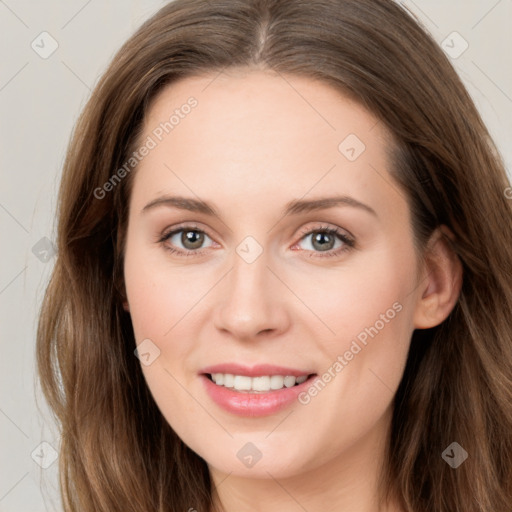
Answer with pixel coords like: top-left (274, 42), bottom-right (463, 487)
top-left (122, 68), bottom-right (462, 512)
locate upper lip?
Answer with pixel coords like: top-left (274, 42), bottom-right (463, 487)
top-left (200, 363), bottom-right (315, 378)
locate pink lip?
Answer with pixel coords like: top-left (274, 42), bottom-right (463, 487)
top-left (199, 363), bottom-right (317, 417)
top-left (200, 363), bottom-right (313, 377)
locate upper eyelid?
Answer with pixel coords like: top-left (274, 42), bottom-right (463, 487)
top-left (296, 223), bottom-right (354, 240)
top-left (161, 222), bottom-right (211, 237)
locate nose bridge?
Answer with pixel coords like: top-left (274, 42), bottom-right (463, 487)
top-left (231, 248), bottom-right (269, 301)
top-left (226, 231), bottom-right (275, 301)
top-left (213, 242), bottom-right (289, 338)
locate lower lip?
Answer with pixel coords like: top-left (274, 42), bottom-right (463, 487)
top-left (200, 374), bottom-right (317, 417)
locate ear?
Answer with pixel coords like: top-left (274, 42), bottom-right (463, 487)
top-left (123, 300), bottom-right (130, 312)
top-left (413, 225), bottom-right (463, 329)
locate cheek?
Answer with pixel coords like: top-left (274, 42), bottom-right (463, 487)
top-left (293, 245), bottom-right (417, 390)
top-left (123, 242), bottom-right (201, 422)
top-left (125, 226), bottom-right (418, 365)
top-left (123, 239), bottom-right (202, 340)
top-left (297, 246), bottom-right (416, 338)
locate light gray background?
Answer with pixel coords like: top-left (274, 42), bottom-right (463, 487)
top-left (1, 1), bottom-right (511, 510)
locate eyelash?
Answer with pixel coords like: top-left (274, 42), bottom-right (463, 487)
top-left (157, 223), bottom-right (355, 259)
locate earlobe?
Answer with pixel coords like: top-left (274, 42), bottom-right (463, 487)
top-left (413, 226), bottom-right (463, 329)
top-left (123, 300), bottom-right (130, 312)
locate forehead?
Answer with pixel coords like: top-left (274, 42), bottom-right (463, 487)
top-left (130, 69), bottom-right (401, 221)
top-left (145, 68), bottom-right (387, 150)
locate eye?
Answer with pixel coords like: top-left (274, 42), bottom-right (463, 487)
top-left (158, 224), bottom-right (216, 256)
top-left (157, 223), bottom-right (355, 259)
top-left (292, 225), bottom-right (355, 258)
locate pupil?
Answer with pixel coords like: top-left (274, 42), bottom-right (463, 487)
top-left (312, 232), bottom-right (334, 251)
top-left (182, 230), bottom-right (204, 249)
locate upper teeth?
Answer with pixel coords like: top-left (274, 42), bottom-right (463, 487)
top-left (211, 373), bottom-right (308, 392)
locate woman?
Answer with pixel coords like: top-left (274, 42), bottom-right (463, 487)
top-left (37, 0), bottom-right (512, 511)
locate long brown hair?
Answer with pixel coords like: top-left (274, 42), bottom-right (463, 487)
top-left (36, 0), bottom-right (512, 510)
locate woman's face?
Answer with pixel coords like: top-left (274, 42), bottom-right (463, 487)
top-left (123, 69), bottom-right (425, 479)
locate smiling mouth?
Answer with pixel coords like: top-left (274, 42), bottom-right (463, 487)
top-left (204, 373), bottom-right (317, 393)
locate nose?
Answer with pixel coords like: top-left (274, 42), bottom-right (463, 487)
top-left (213, 250), bottom-right (291, 341)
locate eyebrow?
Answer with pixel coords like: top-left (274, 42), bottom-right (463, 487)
top-left (141, 194), bottom-right (377, 218)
